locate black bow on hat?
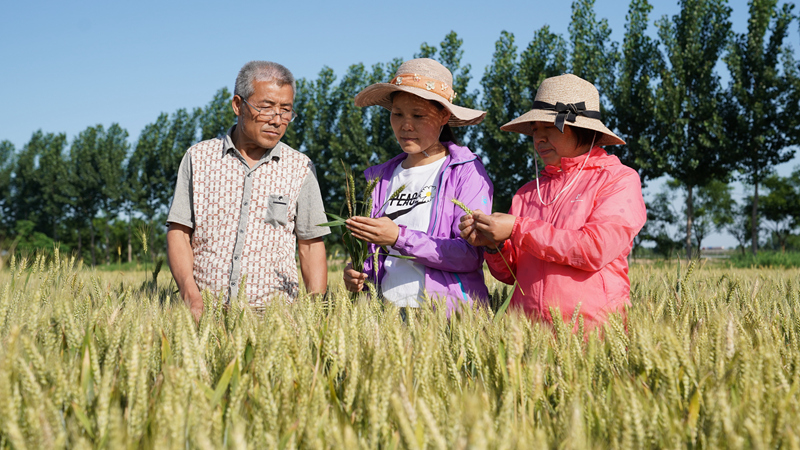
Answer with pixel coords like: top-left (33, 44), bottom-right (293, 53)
top-left (532, 101), bottom-right (602, 132)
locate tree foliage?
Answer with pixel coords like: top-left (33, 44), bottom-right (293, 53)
top-left (607, 0), bottom-right (664, 183)
top-left (654, 0), bottom-right (734, 257)
top-left (760, 170), bottom-right (800, 251)
top-left (3, 19), bottom-right (800, 263)
top-left (724, 0), bottom-right (796, 254)
top-left (477, 32), bottom-right (529, 214)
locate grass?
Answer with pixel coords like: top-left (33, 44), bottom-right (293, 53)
top-left (1, 252), bottom-right (799, 448)
top-left (727, 250), bottom-right (800, 268)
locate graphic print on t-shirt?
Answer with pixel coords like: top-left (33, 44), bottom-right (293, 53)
top-left (381, 158), bottom-right (446, 308)
top-left (385, 185), bottom-right (436, 220)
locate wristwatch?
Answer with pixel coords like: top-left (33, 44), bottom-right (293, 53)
top-left (484, 241), bottom-right (505, 254)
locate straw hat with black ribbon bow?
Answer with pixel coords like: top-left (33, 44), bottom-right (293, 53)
top-left (354, 58), bottom-right (486, 127)
top-left (501, 73), bottom-right (625, 146)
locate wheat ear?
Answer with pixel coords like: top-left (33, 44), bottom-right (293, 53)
top-left (451, 198), bottom-right (524, 295)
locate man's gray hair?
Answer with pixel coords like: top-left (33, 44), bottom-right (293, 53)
top-left (234, 61), bottom-right (296, 100)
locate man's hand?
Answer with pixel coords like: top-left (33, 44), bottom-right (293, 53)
top-left (187, 291), bottom-right (204, 322)
top-left (345, 216), bottom-right (399, 246)
top-left (167, 223), bottom-right (203, 323)
top-left (458, 210), bottom-right (516, 248)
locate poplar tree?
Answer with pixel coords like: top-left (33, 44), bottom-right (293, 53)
top-left (477, 31), bottom-right (526, 214)
top-left (569, 0), bottom-right (619, 97)
top-left (692, 179), bottom-right (736, 249)
top-left (199, 87), bottom-right (235, 141)
top-left (724, 0), bottom-right (796, 255)
top-left (607, 0), bottom-right (665, 183)
top-left (300, 67), bottom-right (340, 209)
top-left (128, 109), bottom-right (198, 258)
top-left (655, 0), bottom-right (733, 258)
top-left (97, 124), bottom-right (129, 264)
top-left (36, 132), bottom-right (72, 242)
top-left (10, 131), bottom-right (71, 241)
top-left (364, 59), bottom-right (402, 166)
top-left (518, 25), bottom-right (569, 103)
top-left (760, 170), bottom-right (800, 252)
top-left (68, 124), bottom-right (130, 264)
top-left (282, 78), bottom-right (309, 151)
top-left (0, 140), bottom-right (13, 234)
top-left (417, 31), bottom-right (479, 145)
top-left (70, 125), bottom-right (104, 263)
top-left (328, 63), bottom-right (371, 219)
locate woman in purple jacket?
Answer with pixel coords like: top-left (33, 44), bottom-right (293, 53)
top-left (343, 58), bottom-right (493, 310)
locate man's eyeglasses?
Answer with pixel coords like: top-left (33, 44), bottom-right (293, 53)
top-left (240, 97), bottom-right (297, 123)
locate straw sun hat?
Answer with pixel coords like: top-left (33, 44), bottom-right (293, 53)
top-left (501, 74), bottom-right (625, 146)
top-left (354, 58), bottom-right (486, 127)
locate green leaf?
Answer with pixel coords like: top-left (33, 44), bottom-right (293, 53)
top-left (278, 421), bottom-right (299, 450)
top-left (81, 346), bottom-right (93, 405)
top-left (72, 402), bottom-right (95, 438)
top-left (211, 357), bottom-right (237, 408)
top-left (160, 330), bottom-right (173, 366)
top-left (198, 380), bottom-right (215, 402)
top-left (325, 212), bottom-right (347, 222)
top-left (368, 251), bottom-right (414, 260)
top-left (493, 282), bottom-right (516, 323)
top-left (244, 343), bottom-right (254, 368)
top-left (317, 220), bottom-right (346, 228)
top-left (687, 388), bottom-right (700, 429)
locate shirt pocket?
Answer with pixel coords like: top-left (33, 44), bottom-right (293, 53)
top-left (264, 194), bottom-right (289, 228)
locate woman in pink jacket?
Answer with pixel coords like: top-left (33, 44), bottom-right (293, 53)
top-left (459, 74), bottom-right (646, 332)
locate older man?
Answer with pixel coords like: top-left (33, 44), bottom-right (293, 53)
top-left (167, 61), bottom-right (330, 320)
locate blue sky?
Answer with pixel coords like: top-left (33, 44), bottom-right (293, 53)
top-left (2, 0), bottom-right (798, 247)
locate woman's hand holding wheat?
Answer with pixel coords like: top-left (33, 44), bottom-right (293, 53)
top-left (342, 262), bottom-right (368, 292)
top-left (346, 216), bottom-right (400, 247)
top-left (458, 210), bottom-right (515, 248)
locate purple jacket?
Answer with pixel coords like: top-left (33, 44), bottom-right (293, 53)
top-left (362, 141), bottom-right (493, 309)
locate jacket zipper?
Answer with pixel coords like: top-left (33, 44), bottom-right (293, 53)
top-left (428, 154), bottom-right (477, 234)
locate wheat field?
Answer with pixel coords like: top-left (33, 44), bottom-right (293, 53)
top-left (0, 252), bottom-right (799, 449)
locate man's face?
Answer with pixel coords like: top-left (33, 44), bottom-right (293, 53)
top-left (233, 80), bottom-right (294, 150)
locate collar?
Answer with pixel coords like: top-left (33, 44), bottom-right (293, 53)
top-left (543, 146), bottom-right (606, 175)
top-left (222, 125), bottom-right (283, 161)
top-left (372, 141), bottom-right (476, 173)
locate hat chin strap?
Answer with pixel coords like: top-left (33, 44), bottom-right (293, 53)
top-left (535, 132), bottom-right (596, 206)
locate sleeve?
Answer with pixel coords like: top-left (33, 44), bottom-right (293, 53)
top-left (484, 193), bottom-right (523, 286)
top-left (509, 169), bottom-right (646, 272)
top-left (294, 161), bottom-right (331, 240)
top-left (166, 152), bottom-right (194, 229)
top-left (391, 160), bottom-right (493, 273)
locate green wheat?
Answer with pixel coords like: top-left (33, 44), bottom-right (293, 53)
top-left (0, 252), bottom-right (799, 448)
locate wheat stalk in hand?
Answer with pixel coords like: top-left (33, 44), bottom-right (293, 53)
top-left (452, 198), bottom-right (524, 296)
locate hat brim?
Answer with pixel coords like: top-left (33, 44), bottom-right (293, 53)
top-left (354, 83), bottom-right (486, 127)
top-left (500, 110), bottom-right (626, 146)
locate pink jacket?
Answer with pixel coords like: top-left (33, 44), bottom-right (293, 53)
top-left (486, 147), bottom-right (646, 331)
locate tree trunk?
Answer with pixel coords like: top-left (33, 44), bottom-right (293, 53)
top-left (89, 222), bottom-right (96, 267)
top-left (104, 219), bottom-right (111, 265)
top-left (751, 181), bottom-right (759, 256)
top-left (685, 185), bottom-right (694, 259)
top-left (694, 230), bottom-right (704, 253)
top-left (127, 213), bottom-right (132, 263)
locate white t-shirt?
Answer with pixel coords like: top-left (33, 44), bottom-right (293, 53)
top-left (381, 157), bottom-right (446, 307)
